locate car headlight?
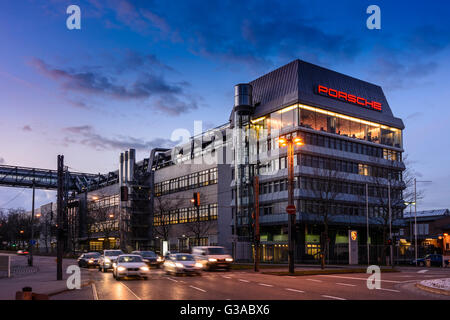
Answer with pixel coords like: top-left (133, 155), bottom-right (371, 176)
top-left (140, 266), bottom-right (149, 271)
top-left (157, 256), bottom-right (163, 262)
top-left (208, 258), bottom-right (217, 262)
top-left (225, 258), bottom-right (233, 262)
top-left (117, 266), bottom-right (126, 272)
top-left (195, 262), bottom-right (203, 268)
top-left (105, 258), bottom-right (111, 263)
top-left (175, 262), bottom-right (184, 268)
top-left (143, 259), bottom-right (149, 262)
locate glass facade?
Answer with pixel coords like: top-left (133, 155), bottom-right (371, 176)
top-left (253, 103), bottom-right (403, 148)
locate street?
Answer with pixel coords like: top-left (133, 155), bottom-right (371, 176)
top-left (59, 264), bottom-right (450, 300)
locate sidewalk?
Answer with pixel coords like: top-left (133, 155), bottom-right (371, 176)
top-left (0, 254), bottom-right (91, 300)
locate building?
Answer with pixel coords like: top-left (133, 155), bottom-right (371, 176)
top-left (400, 209), bottom-right (450, 255)
top-left (63, 59), bottom-right (406, 264)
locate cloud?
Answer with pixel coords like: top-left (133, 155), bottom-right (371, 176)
top-left (0, 157), bottom-right (4, 164)
top-left (62, 125), bottom-right (178, 151)
top-left (30, 51), bottom-right (199, 115)
top-left (22, 125), bottom-right (32, 132)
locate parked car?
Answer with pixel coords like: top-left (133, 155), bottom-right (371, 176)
top-left (411, 254), bottom-right (449, 267)
top-left (132, 251), bottom-right (163, 268)
top-left (98, 249), bottom-right (124, 272)
top-left (16, 250), bottom-right (29, 255)
top-left (112, 254), bottom-right (150, 280)
top-left (163, 253), bottom-right (202, 276)
top-left (77, 252), bottom-right (101, 268)
top-left (192, 246), bottom-right (233, 271)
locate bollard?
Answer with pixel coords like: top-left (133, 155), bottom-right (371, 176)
top-left (15, 287), bottom-right (49, 300)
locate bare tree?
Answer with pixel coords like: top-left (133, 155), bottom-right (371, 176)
top-left (153, 195), bottom-right (183, 243)
top-left (309, 168), bottom-right (349, 269)
top-left (89, 205), bottom-right (118, 250)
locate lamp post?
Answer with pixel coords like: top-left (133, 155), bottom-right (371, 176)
top-left (278, 134), bottom-right (303, 274)
top-left (28, 180), bottom-right (35, 267)
top-left (414, 179), bottom-right (432, 266)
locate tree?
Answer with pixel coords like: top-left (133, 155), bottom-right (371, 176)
top-left (153, 195), bottom-right (183, 246)
top-left (89, 204), bottom-right (118, 250)
top-left (309, 167), bottom-right (349, 269)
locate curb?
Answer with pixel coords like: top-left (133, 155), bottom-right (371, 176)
top-left (261, 268), bottom-right (399, 276)
top-left (47, 280), bottom-right (93, 297)
top-left (415, 283), bottom-right (450, 296)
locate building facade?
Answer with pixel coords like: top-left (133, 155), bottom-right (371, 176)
top-left (62, 59), bottom-right (406, 264)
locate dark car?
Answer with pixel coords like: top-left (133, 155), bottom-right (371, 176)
top-left (77, 252), bottom-right (101, 268)
top-left (412, 254), bottom-right (449, 267)
top-left (132, 250), bottom-right (163, 268)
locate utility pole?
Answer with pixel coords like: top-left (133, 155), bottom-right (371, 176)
top-left (253, 176), bottom-right (260, 272)
top-left (414, 178), bottom-right (417, 267)
top-left (388, 181), bottom-right (393, 266)
top-left (279, 134), bottom-right (302, 274)
top-left (56, 155), bottom-right (64, 280)
top-left (366, 183), bottom-right (370, 265)
top-left (28, 180), bottom-right (35, 267)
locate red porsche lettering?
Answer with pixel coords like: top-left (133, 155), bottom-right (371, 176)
top-left (316, 85), bottom-right (382, 111)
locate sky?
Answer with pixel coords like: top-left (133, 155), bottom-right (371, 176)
top-left (0, 0), bottom-right (449, 212)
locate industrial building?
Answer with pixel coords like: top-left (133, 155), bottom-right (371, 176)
top-left (57, 59), bottom-right (407, 264)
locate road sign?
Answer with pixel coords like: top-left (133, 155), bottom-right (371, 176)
top-left (286, 205), bottom-right (296, 215)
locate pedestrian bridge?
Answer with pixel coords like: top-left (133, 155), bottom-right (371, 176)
top-left (0, 164), bottom-right (118, 192)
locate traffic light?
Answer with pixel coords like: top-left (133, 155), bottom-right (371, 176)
top-left (191, 192), bottom-right (200, 207)
top-left (120, 186), bottom-right (128, 201)
top-left (387, 239), bottom-right (392, 246)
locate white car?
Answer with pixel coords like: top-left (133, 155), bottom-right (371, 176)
top-left (112, 254), bottom-right (150, 280)
top-left (98, 249), bottom-right (124, 272)
top-left (163, 253), bottom-right (202, 276)
top-left (192, 246), bottom-right (233, 271)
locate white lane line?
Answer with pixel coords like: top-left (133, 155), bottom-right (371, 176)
top-left (319, 275), bottom-right (402, 283)
top-left (222, 275), bottom-right (232, 279)
top-left (322, 295), bottom-right (346, 300)
top-left (119, 282), bottom-right (142, 300)
top-left (286, 288), bottom-right (305, 293)
top-left (417, 269), bottom-right (429, 273)
top-left (258, 283), bottom-right (273, 287)
top-left (189, 285), bottom-right (206, 293)
top-left (306, 278), bottom-right (322, 283)
top-left (376, 288), bottom-right (400, 293)
top-left (238, 279), bottom-right (250, 283)
top-left (166, 277), bottom-right (178, 282)
top-left (336, 283), bottom-right (356, 287)
top-left (91, 283), bottom-right (99, 300)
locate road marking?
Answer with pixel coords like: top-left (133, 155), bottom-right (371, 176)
top-left (336, 283), bottom-right (356, 287)
top-left (119, 282), bottom-right (142, 300)
top-left (319, 275), bottom-right (402, 283)
top-left (322, 295), bottom-right (346, 300)
top-left (238, 279), bottom-right (249, 283)
top-left (189, 285), bottom-right (206, 293)
top-left (166, 277), bottom-right (178, 282)
top-left (418, 269), bottom-right (429, 273)
top-left (222, 275), bottom-right (231, 279)
top-left (91, 283), bottom-right (99, 300)
top-left (258, 283), bottom-right (273, 287)
top-left (286, 288), bottom-right (305, 293)
top-left (376, 288), bottom-right (400, 293)
top-left (306, 278), bottom-right (322, 282)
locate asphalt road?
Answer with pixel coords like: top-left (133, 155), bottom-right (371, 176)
top-left (55, 265), bottom-right (450, 300)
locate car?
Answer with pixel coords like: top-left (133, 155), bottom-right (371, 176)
top-left (132, 250), bottom-right (163, 268)
top-left (192, 246), bottom-right (233, 271)
top-left (16, 250), bottom-right (29, 255)
top-left (163, 253), bottom-right (202, 276)
top-left (112, 254), bottom-right (150, 280)
top-left (77, 252), bottom-right (101, 268)
top-left (98, 249), bottom-right (124, 272)
top-left (411, 254), bottom-right (449, 267)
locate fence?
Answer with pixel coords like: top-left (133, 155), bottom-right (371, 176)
top-left (235, 242), bottom-right (434, 265)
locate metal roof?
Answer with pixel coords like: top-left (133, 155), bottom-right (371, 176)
top-left (235, 59), bottom-right (404, 129)
top-left (403, 209), bottom-right (450, 219)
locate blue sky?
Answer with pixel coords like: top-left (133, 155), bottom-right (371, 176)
top-left (0, 0), bottom-right (449, 211)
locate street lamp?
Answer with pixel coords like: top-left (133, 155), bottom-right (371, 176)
top-left (414, 179), bottom-right (432, 266)
top-left (278, 133), bottom-right (303, 274)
